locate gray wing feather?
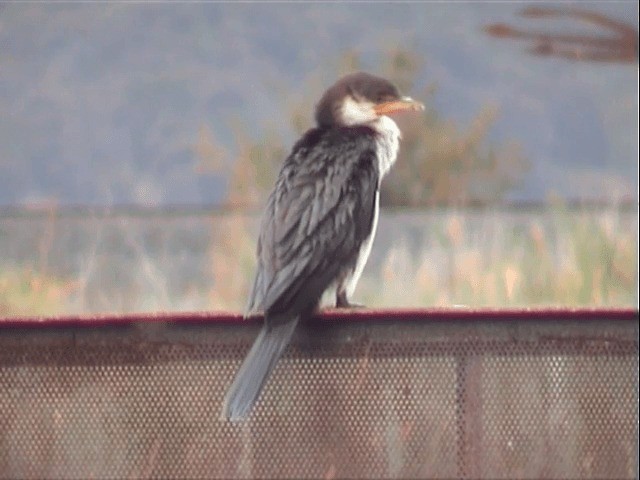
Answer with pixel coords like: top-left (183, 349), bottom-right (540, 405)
top-left (229, 127), bottom-right (378, 421)
top-left (245, 127), bottom-right (379, 317)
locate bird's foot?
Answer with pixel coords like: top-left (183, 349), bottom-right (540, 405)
top-left (336, 292), bottom-right (365, 309)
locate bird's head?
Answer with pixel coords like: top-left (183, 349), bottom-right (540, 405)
top-left (315, 72), bottom-right (424, 128)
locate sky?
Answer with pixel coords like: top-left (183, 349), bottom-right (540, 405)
top-left (1, 1), bottom-right (638, 207)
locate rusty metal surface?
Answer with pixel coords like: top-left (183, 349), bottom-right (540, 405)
top-left (0, 310), bottom-right (637, 479)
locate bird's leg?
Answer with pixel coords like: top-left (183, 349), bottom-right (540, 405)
top-left (336, 290), bottom-right (365, 309)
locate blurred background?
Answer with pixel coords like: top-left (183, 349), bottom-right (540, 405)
top-left (0, 2), bottom-right (637, 316)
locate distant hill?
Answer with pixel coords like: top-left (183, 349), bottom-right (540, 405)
top-left (1, 2), bottom-right (637, 207)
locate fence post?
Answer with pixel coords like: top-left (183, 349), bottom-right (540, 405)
top-left (456, 351), bottom-right (484, 479)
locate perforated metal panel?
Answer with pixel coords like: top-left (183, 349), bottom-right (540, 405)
top-left (0, 310), bottom-right (637, 479)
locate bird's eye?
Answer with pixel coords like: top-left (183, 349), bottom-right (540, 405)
top-left (377, 92), bottom-right (397, 103)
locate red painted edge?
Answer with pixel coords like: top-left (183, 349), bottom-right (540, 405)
top-left (0, 307), bottom-right (637, 329)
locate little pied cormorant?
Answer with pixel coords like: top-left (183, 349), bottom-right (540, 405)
top-left (223, 72), bottom-right (424, 421)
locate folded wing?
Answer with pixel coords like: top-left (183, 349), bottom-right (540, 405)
top-left (246, 126), bottom-right (380, 318)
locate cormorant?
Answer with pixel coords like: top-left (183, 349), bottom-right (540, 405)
top-left (223, 72), bottom-right (424, 421)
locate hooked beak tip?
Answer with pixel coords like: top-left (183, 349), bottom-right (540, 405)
top-left (374, 97), bottom-right (425, 116)
top-left (402, 96), bottom-right (425, 111)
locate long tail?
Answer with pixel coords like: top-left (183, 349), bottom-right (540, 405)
top-left (222, 316), bottom-right (299, 421)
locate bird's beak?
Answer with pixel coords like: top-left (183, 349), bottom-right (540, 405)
top-left (374, 96), bottom-right (425, 116)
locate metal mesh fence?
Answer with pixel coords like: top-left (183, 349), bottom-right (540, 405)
top-left (0, 310), bottom-right (637, 479)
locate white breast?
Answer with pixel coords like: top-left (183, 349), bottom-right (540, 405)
top-left (345, 189), bottom-right (380, 298)
top-left (345, 115), bottom-right (401, 298)
top-left (320, 114), bottom-right (402, 307)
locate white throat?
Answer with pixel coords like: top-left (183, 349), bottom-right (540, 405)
top-left (339, 96), bottom-right (378, 125)
top-left (370, 116), bottom-right (401, 179)
top-left (338, 97), bottom-right (401, 179)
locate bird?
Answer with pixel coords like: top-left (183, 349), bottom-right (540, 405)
top-left (222, 72), bottom-right (424, 421)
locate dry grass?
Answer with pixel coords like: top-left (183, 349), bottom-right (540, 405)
top-left (0, 267), bottom-right (78, 317)
top-left (0, 208), bottom-right (636, 317)
top-left (362, 210), bottom-right (636, 308)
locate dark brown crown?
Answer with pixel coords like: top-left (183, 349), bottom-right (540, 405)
top-left (314, 72), bottom-right (402, 127)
